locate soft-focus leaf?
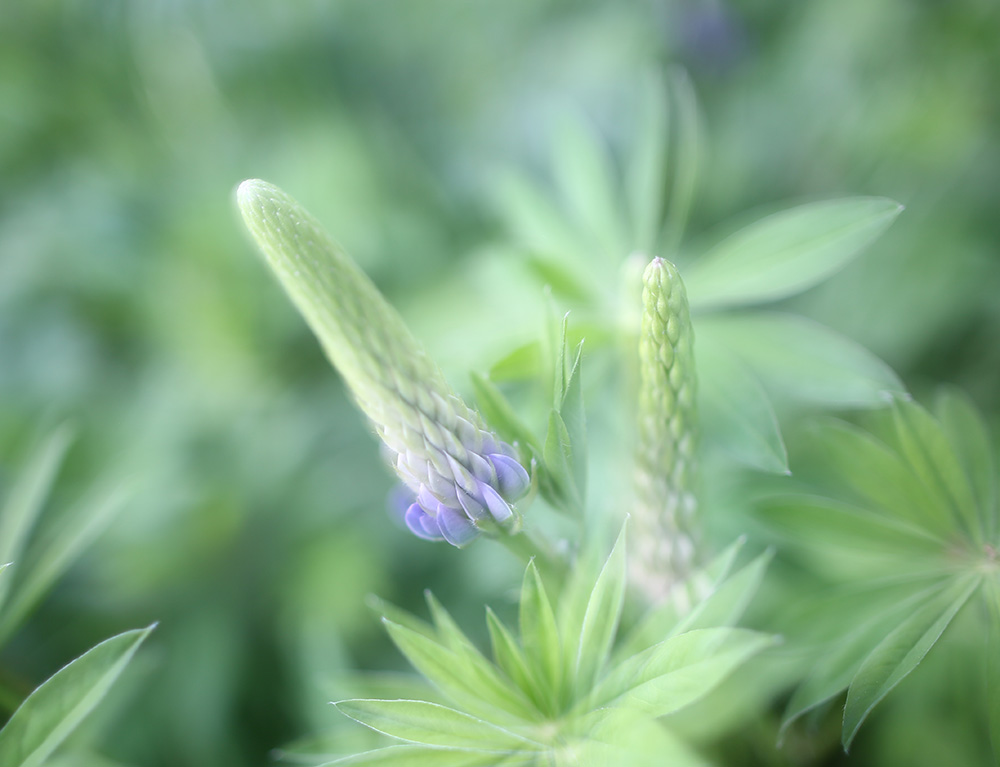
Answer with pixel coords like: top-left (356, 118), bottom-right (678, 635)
top-left (485, 608), bottom-right (535, 703)
top-left (551, 115), bottom-right (627, 261)
top-left (935, 389), bottom-right (996, 540)
top-left (591, 628), bottom-right (773, 717)
top-left (627, 72), bottom-right (669, 253)
top-left (698, 339), bottom-right (788, 473)
top-left (367, 596), bottom-right (437, 641)
top-left (697, 312), bottom-right (903, 407)
top-left (495, 169), bottom-right (592, 265)
top-left (808, 419), bottom-right (951, 538)
top-left (0, 425), bottom-right (73, 615)
top-left (322, 745), bottom-right (517, 767)
top-left (487, 342), bottom-right (543, 384)
top-left (425, 592), bottom-right (481, 657)
top-left (574, 522), bottom-right (627, 693)
top-left (470, 373), bottom-right (541, 456)
top-left (781, 595), bottom-right (925, 737)
top-left (542, 410), bottom-right (583, 514)
top-left (0, 484), bottom-right (129, 643)
top-left (684, 197), bottom-right (903, 311)
top-left (558, 340), bottom-right (586, 502)
top-left (619, 538), bottom-right (747, 658)
top-left (842, 575), bottom-right (980, 750)
top-left (383, 620), bottom-right (531, 723)
top-left (893, 398), bottom-right (982, 543)
top-left (661, 69), bottom-right (700, 253)
top-left (519, 561), bottom-right (561, 711)
top-left (985, 579), bottom-right (1000, 765)
top-left (674, 549), bottom-right (772, 636)
top-left (0, 625), bottom-right (154, 767)
top-left (582, 709), bottom-right (710, 767)
top-left (334, 699), bottom-right (537, 752)
top-left (759, 495), bottom-right (942, 568)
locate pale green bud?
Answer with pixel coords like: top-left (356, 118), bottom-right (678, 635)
top-left (237, 180), bottom-right (529, 546)
top-left (632, 256), bottom-right (699, 602)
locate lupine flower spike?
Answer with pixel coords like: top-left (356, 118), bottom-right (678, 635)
top-left (632, 256), bottom-right (699, 602)
top-left (237, 180), bottom-right (530, 546)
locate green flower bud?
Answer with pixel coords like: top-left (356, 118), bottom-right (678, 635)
top-left (237, 180), bottom-right (529, 546)
top-left (632, 256), bottom-right (699, 602)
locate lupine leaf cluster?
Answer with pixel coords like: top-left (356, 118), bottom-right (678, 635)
top-left (761, 392), bottom-right (1000, 752)
top-left (327, 530), bottom-right (776, 766)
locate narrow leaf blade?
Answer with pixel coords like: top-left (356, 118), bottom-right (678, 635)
top-left (0, 625), bottom-right (154, 767)
top-left (574, 522), bottom-right (627, 692)
top-left (842, 576), bottom-right (980, 750)
top-left (335, 699), bottom-right (536, 751)
top-left (685, 198), bottom-right (903, 311)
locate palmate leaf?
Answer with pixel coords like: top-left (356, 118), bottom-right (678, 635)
top-left (0, 625), bottom-right (154, 767)
top-left (684, 197), bottom-right (903, 311)
top-left (485, 608), bottom-right (536, 704)
top-left (333, 699), bottom-right (540, 752)
top-left (697, 312), bottom-right (904, 407)
top-left (842, 574), bottom-right (981, 749)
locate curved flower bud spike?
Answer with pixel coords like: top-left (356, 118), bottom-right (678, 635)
top-left (632, 257), bottom-right (699, 602)
top-left (237, 180), bottom-right (530, 547)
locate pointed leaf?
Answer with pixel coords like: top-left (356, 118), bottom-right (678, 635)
top-left (893, 398), bottom-right (982, 543)
top-left (551, 115), bottom-right (628, 260)
top-left (0, 625), bottom-right (154, 767)
top-left (661, 69), bottom-right (701, 253)
top-left (542, 410), bottom-right (584, 514)
top-left (674, 549), bottom-right (772, 636)
top-left (985, 578), bottom-right (1000, 766)
top-left (594, 628), bottom-right (775, 718)
top-left (519, 561), bottom-right (561, 710)
top-left (842, 575), bottom-right (980, 749)
top-left (759, 495), bottom-right (942, 571)
top-left (619, 537), bottom-right (746, 658)
top-left (485, 608), bottom-right (535, 702)
top-left (470, 373), bottom-right (541, 457)
top-left (574, 523), bottom-right (627, 693)
top-left (494, 169), bottom-right (592, 265)
top-left (935, 390), bottom-right (996, 540)
top-left (0, 484), bottom-right (129, 643)
top-left (383, 620), bottom-right (532, 723)
top-left (0, 425), bottom-right (73, 615)
top-left (697, 312), bottom-right (903, 407)
top-left (322, 745), bottom-right (515, 767)
top-left (698, 339), bottom-right (788, 473)
top-left (808, 419), bottom-right (951, 538)
top-left (335, 699), bottom-right (537, 752)
top-left (627, 72), bottom-right (670, 253)
top-left (685, 197), bottom-right (903, 311)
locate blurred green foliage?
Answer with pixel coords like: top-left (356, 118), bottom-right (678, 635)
top-left (1, 2), bottom-right (999, 766)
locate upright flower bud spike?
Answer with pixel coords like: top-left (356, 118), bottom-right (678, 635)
top-left (237, 180), bottom-right (530, 546)
top-left (632, 256), bottom-right (699, 602)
